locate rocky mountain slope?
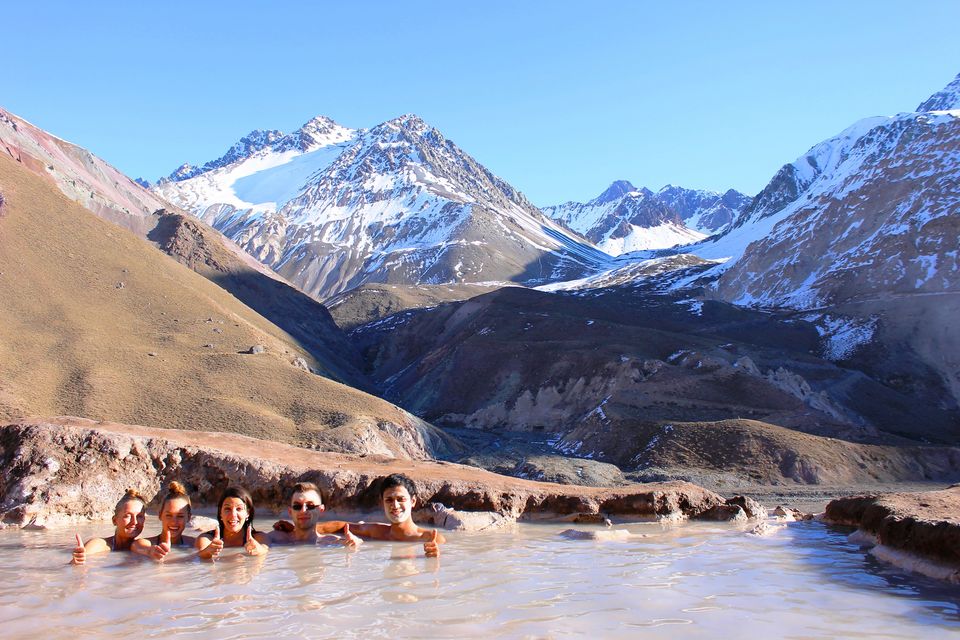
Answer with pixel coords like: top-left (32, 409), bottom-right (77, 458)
top-left (691, 78), bottom-right (960, 414)
top-left (0, 152), bottom-right (453, 458)
top-left (0, 107), bottom-right (169, 235)
top-left (585, 73), bottom-right (960, 425)
top-left (346, 283), bottom-right (960, 485)
top-left (155, 114), bottom-right (611, 300)
top-left (541, 181), bottom-right (750, 255)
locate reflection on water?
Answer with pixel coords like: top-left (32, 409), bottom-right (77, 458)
top-left (0, 520), bottom-right (957, 639)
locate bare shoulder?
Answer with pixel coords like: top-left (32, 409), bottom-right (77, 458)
top-left (85, 537), bottom-right (111, 553)
top-left (354, 522), bottom-right (392, 540)
top-left (263, 530), bottom-right (290, 545)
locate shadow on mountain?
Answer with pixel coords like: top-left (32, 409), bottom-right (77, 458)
top-left (512, 225), bottom-right (614, 285)
top-left (348, 281), bottom-right (960, 484)
top-left (147, 212), bottom-right (374, 392)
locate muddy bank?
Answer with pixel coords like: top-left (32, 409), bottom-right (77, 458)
top-left (0, 418), bottom-right (763, 528)
top-left (824, 486), bottom-right (960, 583)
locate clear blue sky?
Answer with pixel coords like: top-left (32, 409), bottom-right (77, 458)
top-left (5, 1), bottom-right (959, 205)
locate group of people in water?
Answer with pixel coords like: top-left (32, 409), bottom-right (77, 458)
top-left (70, 473), bottom-right (445, 564)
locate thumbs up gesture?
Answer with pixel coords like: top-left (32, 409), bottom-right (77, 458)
top-left (152, 529), bottom-right (171, 562)
top-left (424, 529), bottom-right (440, 557)
top-left (342, 523), bottom-right (362, 550)
top-left (243, 526), bottom-right (267, 556)
top-left (71, 533), bottom-right (86, 565)
top-left (209, 525), bottom-right (224, 559)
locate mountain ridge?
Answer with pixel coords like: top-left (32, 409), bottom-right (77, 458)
top-left (156, 112), bottom-right (611, 300)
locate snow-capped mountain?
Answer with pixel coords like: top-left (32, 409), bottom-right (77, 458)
top-left (542, 181), bottom-right (749, 255)
top-left (156, 114), bottom-right (610, 300)
top-left (703, 110), bottom-right (960, 310)
top-left (653, 75), bottom-right (960, 414)
top-left (655, 185), bottom-right (752, 234)
top-left (916, 71), bottom-right (960, 112)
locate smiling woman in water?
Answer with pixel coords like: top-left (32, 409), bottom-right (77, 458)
top-left (196, 486), bottom-right (269, 560)
top-left (132, 481), bottom-right (196, 562)
top-left (70, 488), bottom-right (147, 564)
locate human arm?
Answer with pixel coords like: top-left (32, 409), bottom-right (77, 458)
top-left (314, 520), bottom-right (364, 548)
top-left (133, 531), bottom-right (171, 562)
top-left (339, 521), bottom-right (391, 540)
top-left (244, 528), bottom-right (269, 556)
top-left (196, 526), bottom-right (224, 561)
top-left (69, 533), bottom-right (110, 565)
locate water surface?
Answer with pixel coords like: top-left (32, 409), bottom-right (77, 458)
top-left (1, 519), bottom-right (957, 639)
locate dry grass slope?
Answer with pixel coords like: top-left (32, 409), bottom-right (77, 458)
top-left (0, 153), bottom-right (447, 457)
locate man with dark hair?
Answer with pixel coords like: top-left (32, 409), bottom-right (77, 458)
top-left (347, 473), bottom-right (445, 557)
top-left (267, 481), bottom-right (362, 547)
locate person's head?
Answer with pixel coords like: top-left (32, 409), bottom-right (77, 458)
top-left (158, 481), bottom-right (192, 538)
top-left (287, 482), bottom-right (325, 531)
top-left (217, 486), bottom-right (256, 538)
top-left (112, 489), bottom-right (147, 539)
top-left (379, 474), bottom-right (418, 524)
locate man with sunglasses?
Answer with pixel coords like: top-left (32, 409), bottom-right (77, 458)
top-left (266, 481), bottom-right (362, 547)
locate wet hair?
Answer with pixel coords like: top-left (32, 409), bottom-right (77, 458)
top-left (114, 488), bottom-right (146, 514)
top-left (217, 486), bottom-right (257, 537)
top-left (158, 481), bottom-right (192, 517)
top-left (379, 473), bottom-right (417, 499)
top-left (288, 481), bottom-right (324, 505)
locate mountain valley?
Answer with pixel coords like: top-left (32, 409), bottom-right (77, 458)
top-left (2, 71), bottom-right (959, 494)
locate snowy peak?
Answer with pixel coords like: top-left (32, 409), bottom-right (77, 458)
top-left (704, 110), bottom-right (960, 310)
top-left (274, 115), bottom-right (355, 153)
top-left (165, 116), bottom-right (356, 182)
top-left (154, 111), bottom-right (607, 299)
top-left (655, 185), bottom-right (751, 234)
top-left (166, 128), bottom-right (283, 181)
top-left (543, 182), bottom-right (748, 255)
top-left (594, 180), bottom-right (637, 204)
top-left (917, 71), bottom-right (960, 112)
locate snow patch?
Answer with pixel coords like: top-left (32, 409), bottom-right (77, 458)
top-left (808, 314), bottom-right (878, 360)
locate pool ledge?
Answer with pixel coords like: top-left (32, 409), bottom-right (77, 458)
top-left (824, 487), bottom-right (960, 583)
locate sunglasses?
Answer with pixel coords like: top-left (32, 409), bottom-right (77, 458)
top-left (291, 502), bottom-right (321, 511)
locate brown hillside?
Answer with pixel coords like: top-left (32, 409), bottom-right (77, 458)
top-left (0, 153), bottom-right (455, 458)
top-left (0, 105), bottom-right (369, 390)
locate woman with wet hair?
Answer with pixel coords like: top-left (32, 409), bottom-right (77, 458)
top-left (196, 486), bottom-right (269, 560)
top-left (132, 481), bottom-right (196, 562)
top-left (70, 489), bottom-right (147, 564)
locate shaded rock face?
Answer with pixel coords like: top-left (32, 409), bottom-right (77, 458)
top-left (350, 284), bottom-right (960, 485)
top-left (824, 487), bottom-right (960, 580)
top-left (356, 286), bottom-right (842, 436)
top-left (0, 420), bottom-right (730, 528)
